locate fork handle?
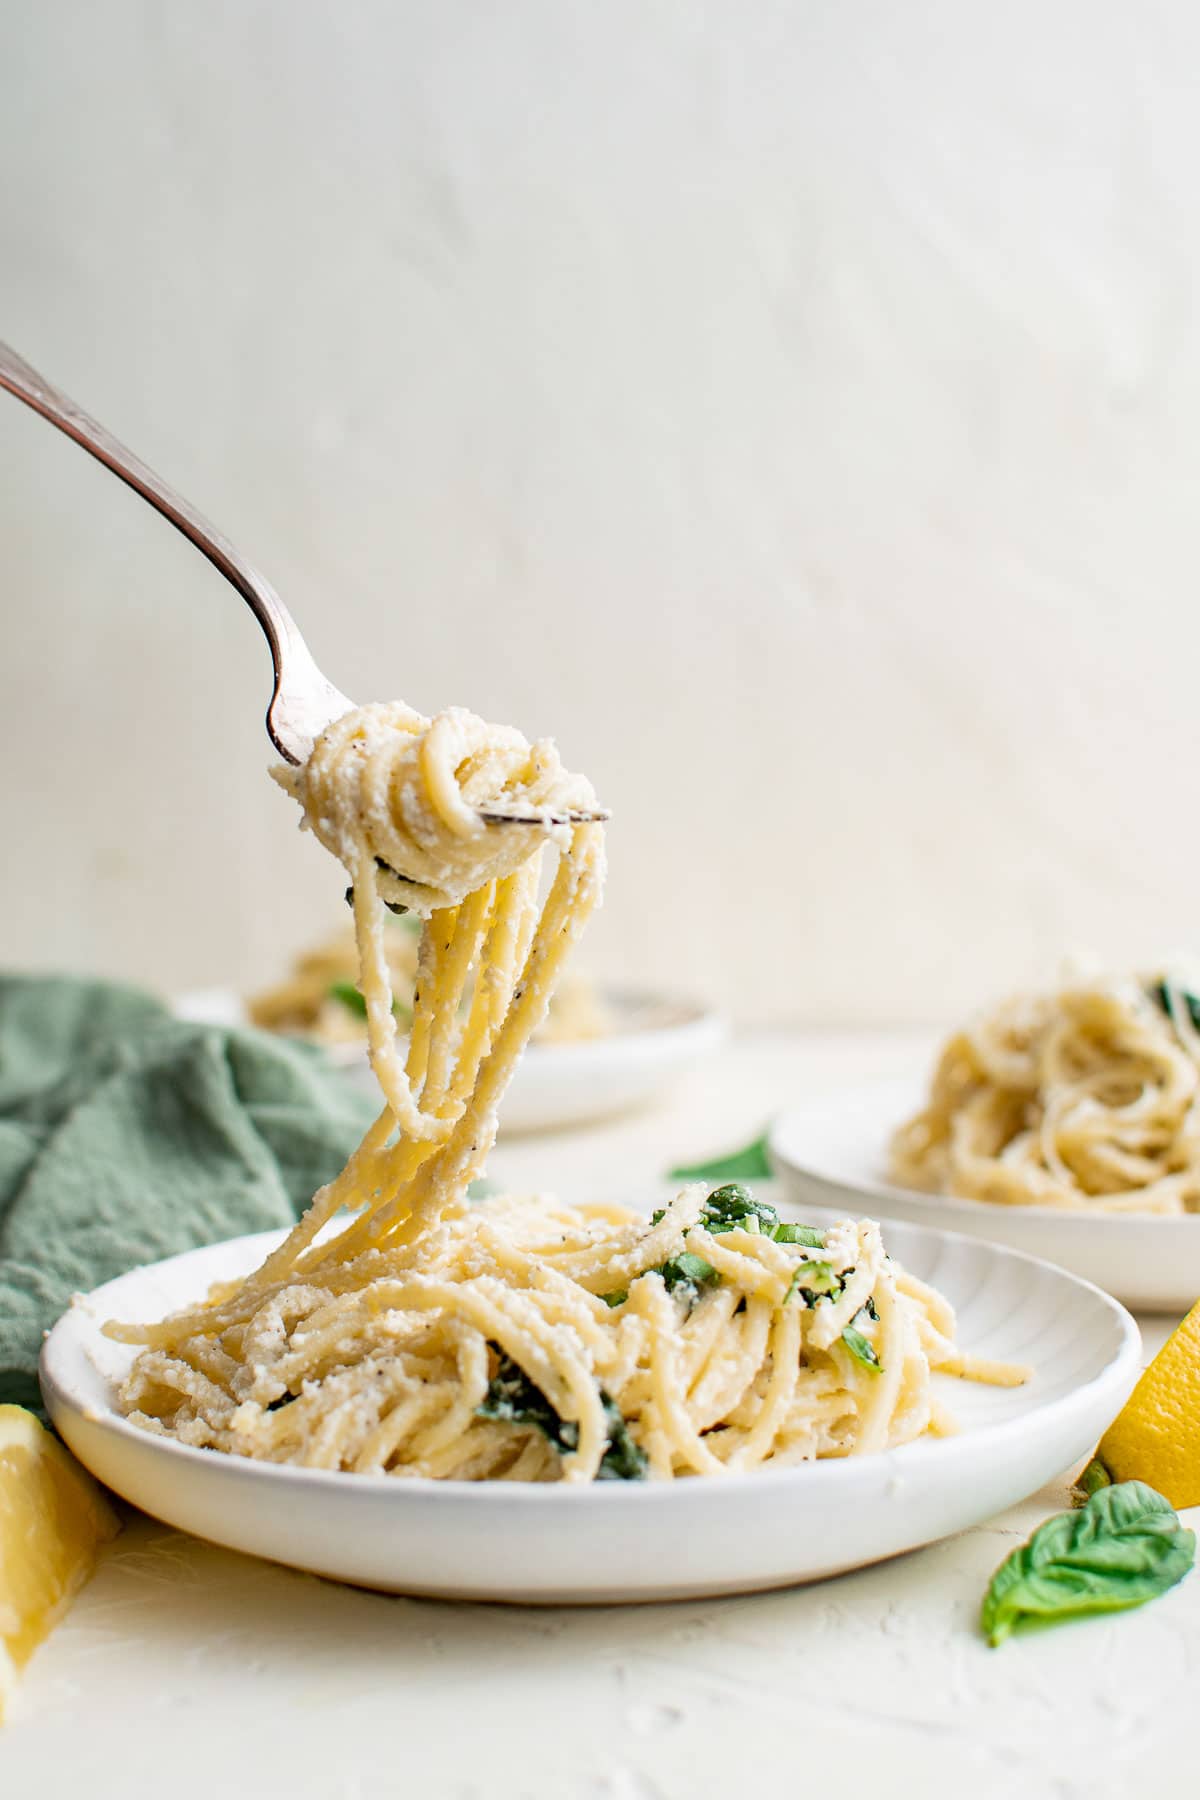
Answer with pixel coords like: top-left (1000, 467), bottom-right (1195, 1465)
top-left (0, 338), bottom-right (332, 761)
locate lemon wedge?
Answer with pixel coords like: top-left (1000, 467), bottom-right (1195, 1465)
top-left (1080, 1300), bottom-right (1200, 1509)
top-left (0, 1405), bottom-right (120, 1721)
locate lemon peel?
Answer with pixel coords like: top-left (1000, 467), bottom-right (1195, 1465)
top-left (1079, 1300), bottom-right (1200, 1509)
top-left (0, 1405), bottom-right (120, 1721)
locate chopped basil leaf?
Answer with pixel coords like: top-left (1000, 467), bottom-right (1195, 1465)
top-left (668, 1134), bottom-right (772, 1183)
top-left (1149, 980), bottom-right (1200, 1035)
top-left (982, 1482), bottom-right (1195, 1646)
top-left (477, 1352), bottom-right (565, 1444)
top-left (652, 1184), bottom-right (822, 1253)
top-left (644, 1249), bottom-right (721, 1312)
top-left (597, 1393), bottom-right (649, 1481)
top-left (700, 1182), bottom-right (779, 1234)
top-left (329, 981), bottom-right (368, 1019)
top-left (772, 1222), bottom-right (826, 1248)
top-left (600, 1289), bottom-right (628, 1309)
top-left (700, 1183), bottom-right (825, 1249)
top-left (647, 1183), bottom-right (827, 1315)
top-left (784, 1259), bottom-right (840, 1308)
top-left (801, 1260), bottom-right (840, 1298)
top-left (658, 1250), bottom-right (719, 1293)
top-left (841, 1309), bottom-right (882, 1372)
top-left (477, 1350), bottom-right (646, 1480)
top-left (328, 981), bottom-right (410, 1024)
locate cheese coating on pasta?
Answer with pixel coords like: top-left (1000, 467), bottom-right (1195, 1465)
top-left (111, 699), bottom-right (1019, 1481)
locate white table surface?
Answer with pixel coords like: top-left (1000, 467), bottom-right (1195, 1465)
top-left (4, 1033), bottom-right (1193, 1800)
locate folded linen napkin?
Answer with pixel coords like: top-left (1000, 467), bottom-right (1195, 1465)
top-left (0, 974), bottom-right (376, 1411)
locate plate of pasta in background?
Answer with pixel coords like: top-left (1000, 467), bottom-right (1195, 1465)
top-left (770, 969), bottom-right (1200, 1311)
top-left (178, 946), bottom-right (723, 1134)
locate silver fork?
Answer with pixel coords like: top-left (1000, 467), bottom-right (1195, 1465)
top-left (0, 340), bottom-right (607, 824)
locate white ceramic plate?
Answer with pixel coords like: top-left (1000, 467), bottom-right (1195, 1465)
top-left (174, 987), bottom-right (724, 1133)
top-left (42, 1213), bottom-right (1138, 1604)
top-left (769, 1077), bottom-right (1200, 1313)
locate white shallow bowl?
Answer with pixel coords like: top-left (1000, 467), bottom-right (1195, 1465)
top-left (175, 987), bottom-right (724, 1133)
top-left (42, 1216), bottom-right (1138, 1604)
top-left (770, 1077), bottom-right (1200, 1314)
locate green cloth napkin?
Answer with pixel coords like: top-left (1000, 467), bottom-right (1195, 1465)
top-left (0, 974), bottom-right (377, 1411)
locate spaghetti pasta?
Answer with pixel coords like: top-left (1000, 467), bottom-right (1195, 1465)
top-left (892, 970), bottom-right (1200, 1213)
top-left (246, 912), bottom-right (612, 1049)
top-left (110, 699), bottom-right (1021, 1481)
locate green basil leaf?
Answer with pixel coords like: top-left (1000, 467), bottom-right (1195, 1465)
top-left (772, 1222), bottom-right (826, 1248)
top-left (982, 1481), bottom-right (1195, 1647)
top-left (328, 981), bottom-right (409, 1024)
top-left (600, 1289), bottom-right (628, 1309)
top-left (668, 1134), bottom-right (772, 1183)
top-left (786, 1259), bottom-right (838, 1304)
top-left (477, 1351), bottom-right (568, 1444)
top-left (1148, 979), bottom-right (1200, 1035)
top-left (785, 1260), bottom-right (841, 1308)
top-left (329, 980), bottom-right (369, 1019)
top-left (699, 1183), bottom-right (780, 1234)
top-left (597, 1391), bottom-right (648, 1481)
top-left (477, 1351), bottom-right (646, 1480)
top-left (649, 1250), bottom-right (721, 1313)
top-left (841, 1314), bottom-right (882, 1372)
top-left (659, 1251), bottom-right (719, 1291)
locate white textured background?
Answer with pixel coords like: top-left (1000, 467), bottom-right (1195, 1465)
top-left (3, 1), bottom-right (1199, 1024)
